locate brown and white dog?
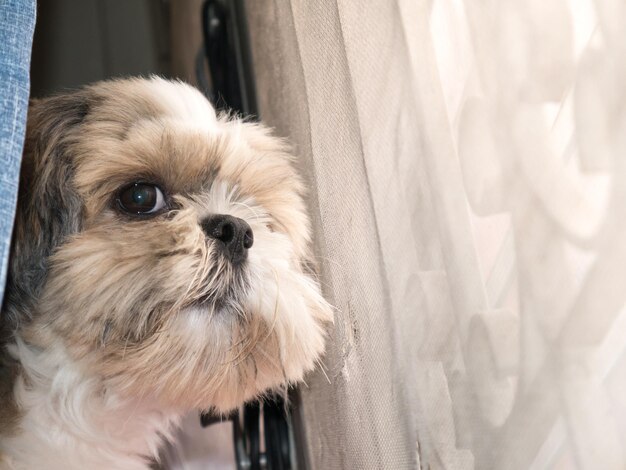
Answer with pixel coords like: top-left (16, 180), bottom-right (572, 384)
top-left (0, 77), bottom-right (332, 469)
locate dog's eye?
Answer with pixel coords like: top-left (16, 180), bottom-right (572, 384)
top-left (117, 183), bottom-right (166, 215)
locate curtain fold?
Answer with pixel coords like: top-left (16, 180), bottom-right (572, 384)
top-left (248, 2), bottom-right (421, 468)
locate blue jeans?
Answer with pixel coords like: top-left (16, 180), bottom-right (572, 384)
top-left (0, 0), bottom-right (36, 306)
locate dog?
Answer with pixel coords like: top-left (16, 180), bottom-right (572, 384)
top-left (0, 77), bottom-right (332, 469)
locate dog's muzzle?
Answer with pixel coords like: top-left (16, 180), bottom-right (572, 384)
top-left (201, 214), bottom-right (254, 264)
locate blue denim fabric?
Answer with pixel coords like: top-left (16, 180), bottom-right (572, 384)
top-left (0, 0), bottom-right (36, 306)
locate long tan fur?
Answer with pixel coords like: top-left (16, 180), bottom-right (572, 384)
top-left (0, 77), bottom-right (332, 469)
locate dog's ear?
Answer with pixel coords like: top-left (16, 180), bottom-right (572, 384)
top-left (4, 91), bottom-right (92, 316)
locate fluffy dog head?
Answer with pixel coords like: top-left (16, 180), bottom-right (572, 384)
top-left (6, 77), bottom-right (332, 412)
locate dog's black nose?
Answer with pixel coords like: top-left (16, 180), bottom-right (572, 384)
top-left (201, 214), bottom-right (254, 263)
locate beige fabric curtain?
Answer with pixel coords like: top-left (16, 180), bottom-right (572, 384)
top-left (245, 1), bottom-right (626, 469)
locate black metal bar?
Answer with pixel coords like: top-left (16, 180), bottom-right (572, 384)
top-left (201, 0), bottom-right (257, 116)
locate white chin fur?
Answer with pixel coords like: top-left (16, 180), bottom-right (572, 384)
top-left (170, 224), bottom-right (330, 412)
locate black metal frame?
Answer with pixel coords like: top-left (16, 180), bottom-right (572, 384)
top-left (201, 0), bottom-right (257, 116)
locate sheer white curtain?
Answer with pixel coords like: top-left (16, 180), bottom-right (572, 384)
top-left (246, 1), bottom-right (626, 469)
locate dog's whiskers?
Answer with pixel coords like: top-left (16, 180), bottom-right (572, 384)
top-left (316, 358), bottom-right (332, 385)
